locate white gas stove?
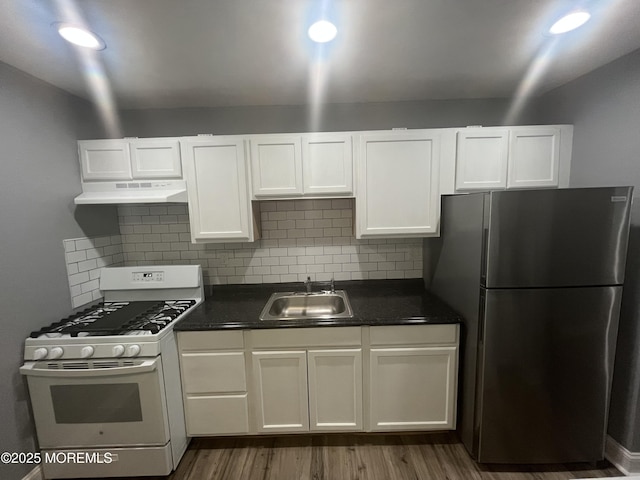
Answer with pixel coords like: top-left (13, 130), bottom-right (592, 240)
top-left (20, 265), bottom-right (203, 479)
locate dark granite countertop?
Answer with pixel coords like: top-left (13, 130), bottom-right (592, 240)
top-left (174, 279), bottom-right (461, 331)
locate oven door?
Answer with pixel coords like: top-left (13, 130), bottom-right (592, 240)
top-left (20, 357), bottom-right (170, 449)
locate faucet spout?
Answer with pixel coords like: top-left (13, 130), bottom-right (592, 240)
top-left (305, 276), bottom-right (312, 293)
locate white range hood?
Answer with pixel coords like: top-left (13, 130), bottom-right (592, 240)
top-left (74, 180), bottom-right (188, 204)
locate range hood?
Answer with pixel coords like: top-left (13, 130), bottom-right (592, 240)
top-left (74, 180), bottom-right (188, 205)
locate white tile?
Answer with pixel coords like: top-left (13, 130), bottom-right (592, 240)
top-left (324, 264), bottom-right (342, 273)
top-left (77, 259), bottom-right (98, 272)
top-left (260, 202), bottom-right (277, 212)
top-left (331, 199), bottom-right (352, 209)
top-left (304, 210), bottom-right (323, 220)
top-left (151, 224), bottom-right (170, 234)
top-left (69, 272), bottom-right (90, 287)
top-left (315, 255), bottom-right (333, 264)
top-left (286, 210), bottom-right (305, 220)
top-left (67, 263), bottom-right (79, 275)
top-left (306, 265), bottom-right (324, 273)
top-left (324, 228), bottom-right (342, 237)
top-left (262, 257), bottom-right (279, 266)
top-left (280, 274), bottom-right (298, 282)
top-left (163, 252), bottom-right (181, 260)
top-left (94, 236), bottom-right (112, 247)
top-left (72, 292), bottom-right (94, 309)
top-left (297, 256), bottom-right (316, 265)
top-left (66, 250), bottom-right (87, 264)
top-left (63, 239), bottom-right (76, 252)
top-left (305, 246), bottom-right (324, 255)
top-left (369, 271), bottom-right (388, 279)
top-left (75, 238), bottom-right (94, 250)
top-left (134, 224), bottom-right (152, 234)
top-left (269, 211), bottom-right (287, 221)
top-left (262, 274), bottom-right (281, 283)
top-left (145, 252), bottom-right (163, 261)
top-left (89, 269), bottom-right (101, 280)
top-left (149, 206), bottom-right (168, 216)
top-left (304, 228), bottom-right (324, 237)
top-left (81, 279), bottom-right (100, 294)
top-left (85, 247), bottom-right (104, 260)
top-left (271, 266), bottom-right (289, 275)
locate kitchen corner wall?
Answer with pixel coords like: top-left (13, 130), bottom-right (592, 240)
top-left (63, 235), bottom-right (124, 308)
top-left (118, 200), bottom-right (423, 285)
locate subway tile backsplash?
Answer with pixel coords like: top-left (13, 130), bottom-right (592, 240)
top-left (63, 235), bottom-right (124, 308)
top-left (117, 200), bottom-right (423, 286)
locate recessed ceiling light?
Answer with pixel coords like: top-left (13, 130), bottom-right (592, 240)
top-left (308, 20), bottom-right (337, 43)
top-left (549, 11), bottom-right (591, 34)
top-left (56, 23), bottom-right (106, 50)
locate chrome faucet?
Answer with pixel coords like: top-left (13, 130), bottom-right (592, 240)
top-left (305, 276), bottom-right (312, 293)
top-left (330, 276), bottom-right (335, 293)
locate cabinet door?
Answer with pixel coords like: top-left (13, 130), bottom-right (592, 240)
top-left (507, 127), bottom-right (560, 189)
top-left (180, 352), bottom-right (247, 394)
top-left (250, 135), bottom-right (303, 196)
top-left (356, 131), bottom-right (440, 238)
top-left (130, 138), bottom-right (182, 179)
top-left (455, 128), bottom-right (508, 191)
top-left (185, 394), bottom-right (249, 435)
top-left (302, 133), bottom-right (353, 195)
top-left (369, 346), bottom-right (457, 431)
top-left (181, 137), bottom-right (254, 242)
top-left (78, 139), bottom-right (132, 180)
top-left (252, 350), bottom-right (309, 433)
top-left (308, 349), bottom-right (362, 431)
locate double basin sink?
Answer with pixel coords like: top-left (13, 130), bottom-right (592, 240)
top-left (259, 290), bottom-right (353, 321)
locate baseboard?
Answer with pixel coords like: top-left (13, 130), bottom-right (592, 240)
top-left (21, 465), bottom-right (43, 480)
top-left (606, 435), bottom-right (640, 475)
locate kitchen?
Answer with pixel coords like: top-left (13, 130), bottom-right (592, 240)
top-left (1, 1), bottom-right (640, 479)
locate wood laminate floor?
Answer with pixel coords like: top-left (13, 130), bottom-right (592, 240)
top-left (118, 432), bottom-right (622, 480)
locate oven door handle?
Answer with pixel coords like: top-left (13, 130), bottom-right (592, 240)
top-left (19, 359), bottom-right (159, 377)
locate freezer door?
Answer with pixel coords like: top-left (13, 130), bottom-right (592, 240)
top-left (475, 286), bottom-right (621, 463)
top-left (484, 187), bottom-right (632, 288)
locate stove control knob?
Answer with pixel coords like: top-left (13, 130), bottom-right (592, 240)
top-left (33, 348), bottom-right (48, 360)
top-left (49, 347), bottom-right (64, 359)
top-left (126, 344), bottom-right (141, 357)
top-left (80, 346), bottom-right (95, 359)
top-left (112, 345), bottom-right (125, 357)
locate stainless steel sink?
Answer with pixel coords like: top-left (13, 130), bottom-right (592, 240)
top-left (259, 291), bottom-right (353, 321)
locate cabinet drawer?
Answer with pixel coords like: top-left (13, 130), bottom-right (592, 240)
top-left (250, 327), bottom-right (361, 348)
top-left (185, 394), bottom-right (249, 435)
top-left (178, 330), bottom-right (244, 350)
top-left (370, 324), bottom-right (458, 346)
top-left (181, 352), bottom-right (246, 393)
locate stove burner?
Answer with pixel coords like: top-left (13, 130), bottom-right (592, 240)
top-left (29, 300), bottom-right (196, 338)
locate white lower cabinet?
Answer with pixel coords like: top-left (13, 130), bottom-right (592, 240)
top-left (308, 349), bottom-right (363, 431)
top-left (250, 327), bottom-right (363, 434)
top-left (252, 350), bottom-right (310, 433)
top-left (178, 325), bottom-right (457, 436)
top-left (177, 331), bottom-right (250, 436)
top-left (368, 324), bottom-right (459, 431)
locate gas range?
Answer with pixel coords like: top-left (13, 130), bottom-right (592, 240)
top-left (21, 265), bottom-right (203, 479)
top-left (24, 265), bottom-right (203, 362)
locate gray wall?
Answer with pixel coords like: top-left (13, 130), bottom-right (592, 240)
top-left (535, 48), bottom-right (640, 451)
top-left (0, 62), bottom-right (119, 479)
top-left (119, 98), bottom-right (519, 137)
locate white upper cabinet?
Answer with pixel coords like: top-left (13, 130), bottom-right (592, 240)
top-left (249, 133), bottom-right (354, 198)
top-left (302, 133), bottom-right (353, 195)
top-left (250, 135), bottom-right (303, 197)
top-left (455, 128), bottom-right (509, 191)
top-left (78, 139), bottom-right (132, 180)
top-left (181, 136), bottom-right (255, 243)
top-left (454, 125), bottom-right (571, 192)
top-left (507, 126), bottom-right (560, 189)
top-left (78, 138), bottom-right (182, 181)
top-left (356, 130), bottom-right (440, 238)
top-left (129, 138), bottom-right (182, 179)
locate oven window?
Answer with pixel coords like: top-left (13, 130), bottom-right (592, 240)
top-left (50, 384), bottom-right (143, 423)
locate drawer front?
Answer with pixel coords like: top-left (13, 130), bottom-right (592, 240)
top-left (178, 330), bottom-right (244, 350)
top-left (370, 324), bottom-right (458, 346)
top-left (250, 327), bottom-right (361, 348)
top-left (185, 394), bottom-right (249, 435)
top-left (181, 352), bottom-right (246, 393)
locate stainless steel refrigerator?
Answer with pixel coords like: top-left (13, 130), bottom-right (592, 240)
top-left (428, 186), bottom-right (633, 464)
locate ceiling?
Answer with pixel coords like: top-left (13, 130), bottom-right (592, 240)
top-left (1, 0), bottom-right (639, 109)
